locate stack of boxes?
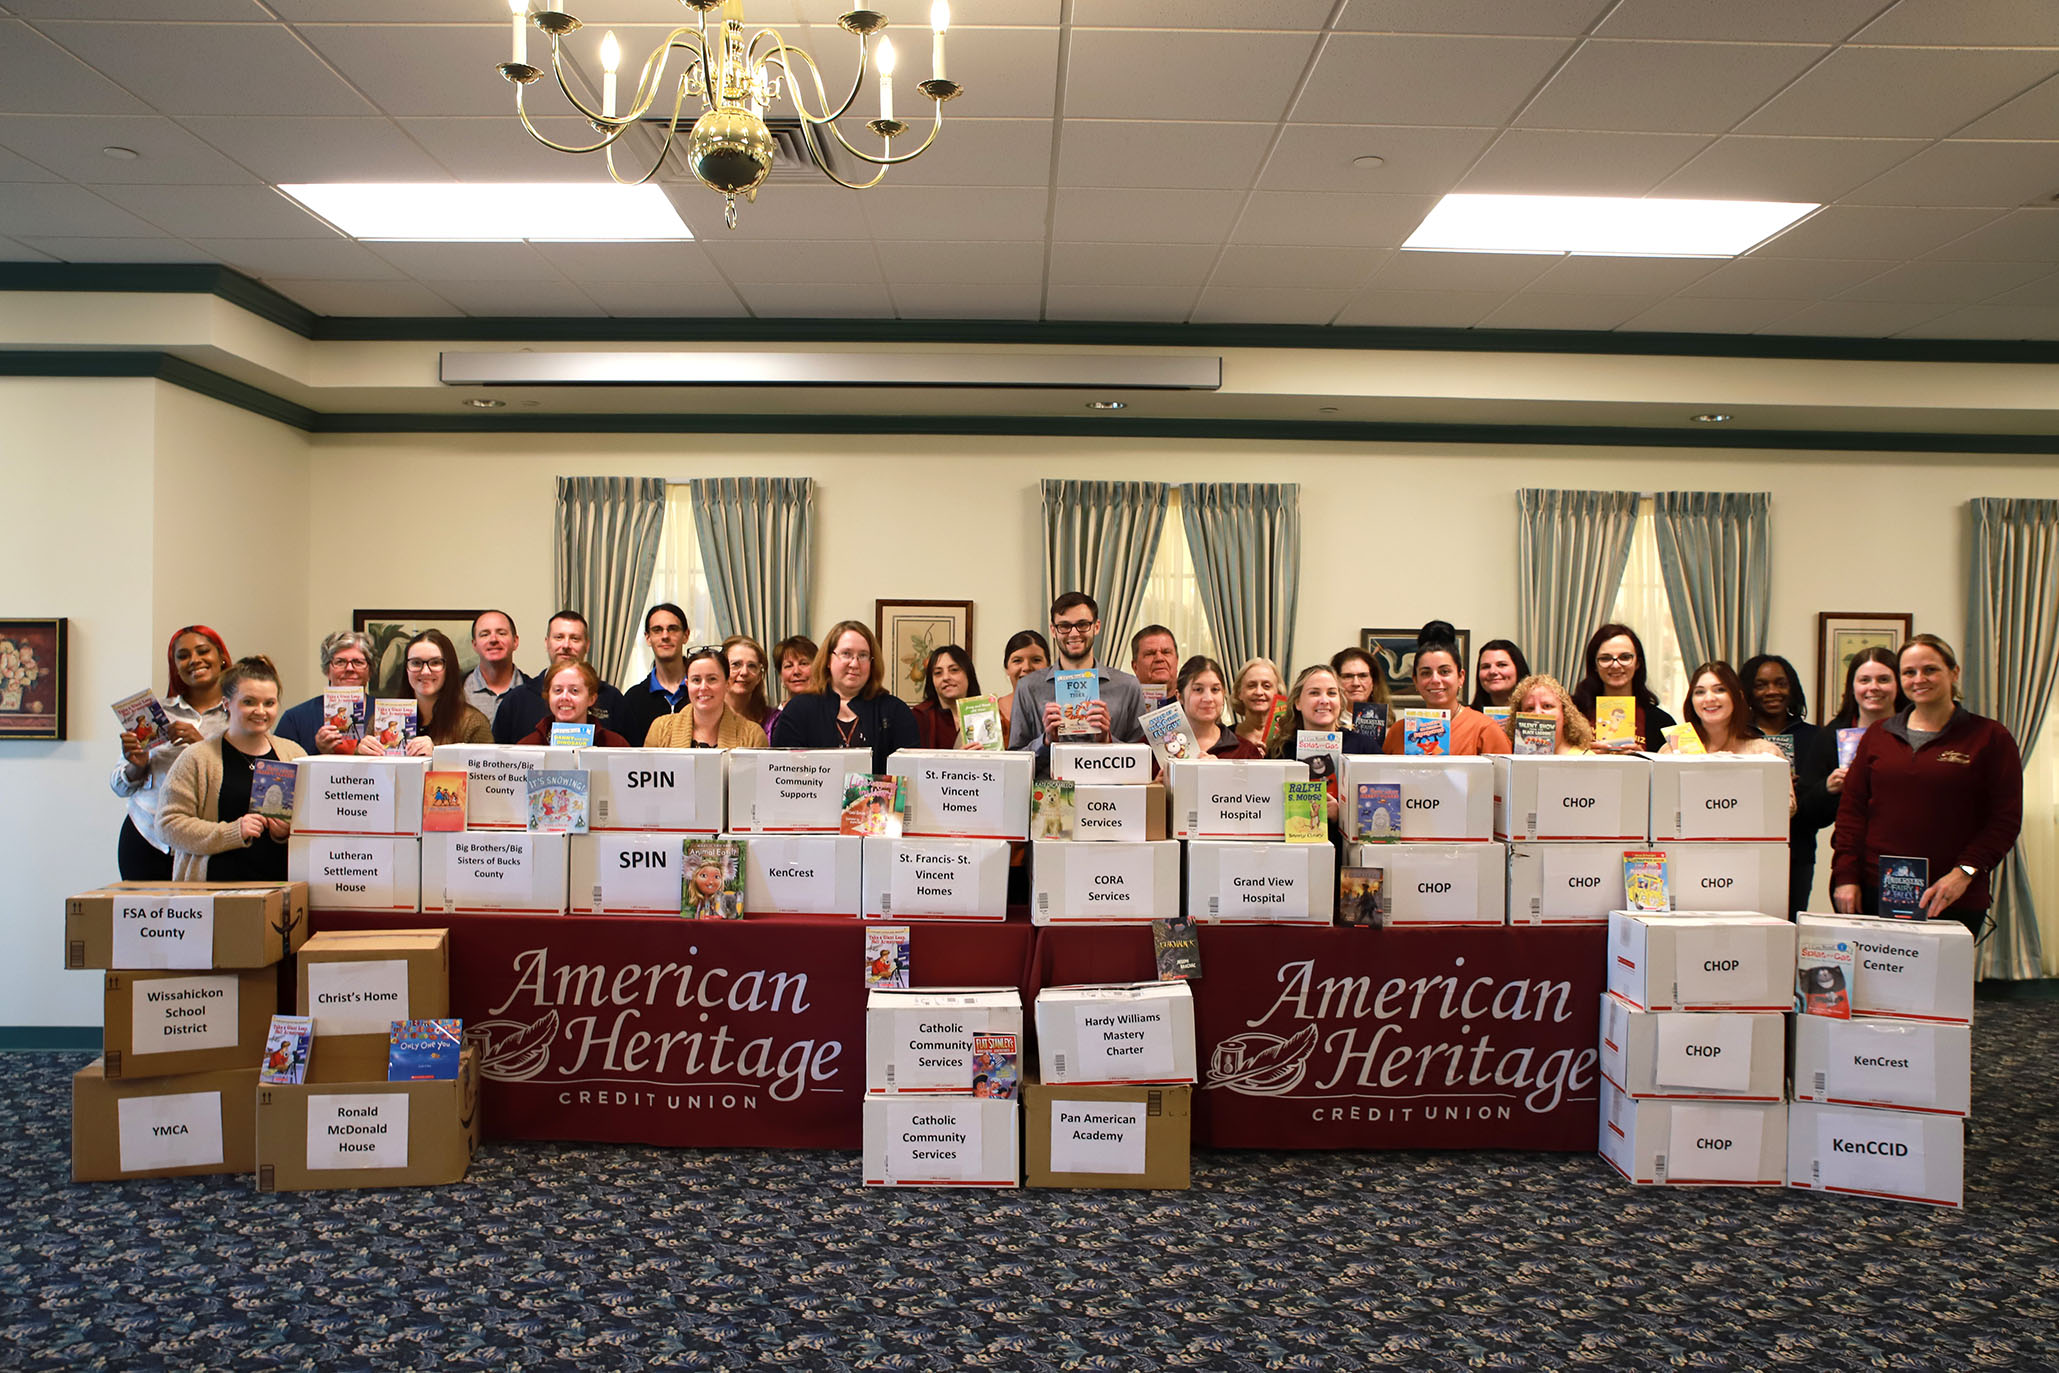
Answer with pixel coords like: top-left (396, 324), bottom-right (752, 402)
top-left (727, 747), bottom-right (868, 915)
top-left (1339, 754), bottom-right (1499, 925)
top-left (1169, 756), bottom-right (1333, 924)
top-left (1499, 755), bottom-right (1652, 924)
top-left (66, 881), bottom-right (308, 1182)
top-left (571, 748), bottom-right (725, 914)
top-left (1030, 743), bottom-right (1176, 925)
top-left (1026, 981), bottom-right (1197, 1188)
top-left (861, 986), bottom-right (1022, 1186)
top-left (289, 754), bottom-right (430, 915)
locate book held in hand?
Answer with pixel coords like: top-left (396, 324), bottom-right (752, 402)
top-left (370, 698), bottom-right (417, 753)
top-left (422, 770), bottom-right (468, 832)
top-left (250, 759), bottom-right (297, 821)
top-left (1338, 867), bottom-right (1385, 927)
top-left (1836, 727), bottom-right (1865, 770)
top-left (683, 839), bottom-right (746, 920)
top-left (549, 721), bottom-right (596, 748)
top-left (1296, 729), bottom-right (1343, 784)
top-left (526, 769), bottom-right (590, 833)
top-left (1283, 779), bottom-right (1327, 842)
top-left (1796, 939), bottom-right (1853, 1019)
top-left (1137, 682), bottom-right (1173, 712)
top-left (1878, 854), bottom-right (1929, 919)
top-left (1152, 916), bottom-right (1201, 981)
top-left (1768, 732), bottom-right (1797, 769)
top-left (322, 687), bottom-right (367, 744)
top-left (1262, 695), bottom-right (1295, 753)
top-left (259, 1014), bottom-right (313, 1085)
top-left (1400, 708), bottom-right (1450, 756)
top-left (1032, 778), bottom-right (1075, 840)
top-left (1594, 696), bottom-right (1636, 748)
top-left (1622, 850), bottom-right (1670, 913)
top-left (111, 689), bottom-right (174, 751)
top-left (864, 926), bottom-right (910, 988)
top-left (1511, 712), bottom-right (1558, 755)
top-left (972, 1032), bottom-right (1019, 1100)
top-left (1054, 669), bottom-right (1101, 738)
top-left (388, 1018), bottom-right (465, 1081)
top-left (954, 695), bottom-right (1004, 750)
top-left (840, 773), bottom-right (906, 836)
top-left (1141, 700), bottom-right (1200, 770)
top-left (1482, 705), bottom-right (1513, 734)
top-left (1661, 722), bottom-right (1705, 754)
top-left (1357, 782), bottom-right (1400, 840)
top-left (1350, 702), bottom-right (1389, 741)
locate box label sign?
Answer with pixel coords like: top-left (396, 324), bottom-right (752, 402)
top-left (1539, 848), bottom-right (1620, 912)
top-left (112, 894), bottom-right (215, 970)
top-left (1396, 851), bottom-right (1481, 919)
top-left (305, 958), bottom-right (410, 1037)
top-left (594, 759), bottom-right (705, 830)
top-left (1535, 765), bottom-right (1622, 837)
top-left (884, 1098), bottom-right (981, 1180)
top-left (1074, 785), bottom-right (1143, 841)
top-left (1666, 1104), bottom-right (1764, 1182)
top-left (1817, 1108), bottom-right (1925, 1198)
top-left (890, 1014), bottom-right (976, 1091)
top-left (302, 766), bottom-right (400, 833)
top-left (305, 838), bottom-right (402, 907)
top-left (1215, 845), bottom-right (1310, 920)
top-left (1050, 1101), bottom-right (1148, 1174)
top-left (1679, 770), bottom-right (1765, 836)
top-left (1394, 765), bottom-right (1471, 836)
top-left (1673, 928), bottom-right (1766, 1005)
top-left (1074, 1002), bottom-right (1176, 1081)
top-left (131, 973), bottom-right (241, 1053)
top-left (755, 757), bottom-right (842, 829)
top-left (446, 836), bottom-right (538, 908)
top-left (464, 751), bottom-right (547, 827)
top-left (596, 835), bottom-right (684, 912)
top-left (1653, 1012), bottom-right (1753, 1093)
top-left (1061, 845), bottom-right (1158, 919)
top-left (1198, 783), bottom-right (1282, 836)
top-left (907, 760), bottom-right (1006, 835)
top-left (887, 842), bottom-right (982, 917)
top-left (116, 1090), bottom-right (225, 1172)
top-left (1846, 933), bottom-right (1941, 1013)
top-left (305, 1093), bottom-right (411, 1170)
top-left (748, 837), bottom-right (840, 914)
top-left (1826, 1021), bottom-right (1936, 1102)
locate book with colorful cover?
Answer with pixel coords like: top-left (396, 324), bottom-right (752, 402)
top-left (258, 1014), bottom-right (313, 1086)
top-left (1512, 712), bottom-right (1558, 755)
top-left (1152, 915), bottom-right (1201, 981)
top-left (1262, 694), bottom-right (1295, 753)
top-left (1350, 702), bottom-right (1389, 741)
top-left (388, 1018), bottom-right (464, 1081)
top-left (1879, 855), bottom-right (1929, 919)
top-left (1356, 782), bottom-right (1401, 840)
top-left (1623, 850), bottom-right (1670, 913)
top-left (1338, 866), bottom-right (1385, 927)
top-left (1284, 779), bottom-right (1327, 842)
top-left (682, 839), bottom-right (745, 920)
top-left (839, 773), bottom-right (906, 836)
top-left (111, 689), bottom-right (174, 751)
top-left (1595, 696), bottom-right (1636, 748)
top-left (1768, 731), bottom-right (1797, 768)
top-left (1797, 938), bottom-right (1854, 1018)
top-left (423, 770), bottom-right (468, 832)
top-left (971, 1032), bottom-right (1019, 1101)
top-left (250, 759), bottom-right (297, 821)
top-left (1482, 705), bottom-right (1513, 734)
top-left (864, 925), bottom-right (911, 988)
top-left (954, 695), bottom-right (1004, 750)
top-left (1137, 682), bottom-right (1173, 712)
top-left (526, 769), bottom-right (589, 833)
top-left (323, 687), bottom-right (367, 744)
top-left (1032, 778), bottom-right (1075, 840)
top-left (1661, 722), bottom-right (1705, 754)
top-left (1054, 669), bottom-right (1101, 738)
top-left (1836, 727), bottom-right (1866, 770)
top-left (370, 698), bottom-right (417, 754)
top-left (549, 721), bottom-right (596, 748)
top-left (1296, 729), bottom-right (1343, 785)
top-left (1400, 708), bottom-right (1450, 756)
top-left (1141, 700), bottom-right (1200, 771)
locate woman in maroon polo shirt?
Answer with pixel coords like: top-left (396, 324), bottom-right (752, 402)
top-left (1830, 634), bottom-right (2023, 936)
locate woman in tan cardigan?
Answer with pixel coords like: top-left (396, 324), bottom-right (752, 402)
top-left (646, 647), bottom-right (769, 750)
top-left (159, 655), bottom-right (307, 882)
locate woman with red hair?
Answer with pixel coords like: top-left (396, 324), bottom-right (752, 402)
top-left (110, 625), bottom-right (232, 879)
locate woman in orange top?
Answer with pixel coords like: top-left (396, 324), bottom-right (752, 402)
top-left (1382, 621), bottom-right (1513, 755)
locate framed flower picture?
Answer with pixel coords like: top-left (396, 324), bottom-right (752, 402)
top-left (876, 600), bottom-right (973, 707)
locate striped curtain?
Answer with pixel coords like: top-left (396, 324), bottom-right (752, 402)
top-left (1516, 489), bottom-right (1641, 684)
top-left (691, 476), bottom-right (815, 657)
top-left (1041, 480), bottom-right (1170, 662)
top-left (1650, 491), bottom-right (1771, 669)
top-left (1181, 482), bottom-right (1301, 674)
top-left (553, 476), bottom-right (667, 684)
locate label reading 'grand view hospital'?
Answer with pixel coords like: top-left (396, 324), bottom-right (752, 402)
top-left (131, 973), bottom-right (241, 1054)
top-left (887, 841), bottom-right (982, 917)
top-left (1666, 1104), bottom-right (1764, 1182)
top-left (1816, 1107), bottom-right (1925, 1198)
top-left (1653, 1012), bottom-right (1754, 1093)
top-left (1679, 768), bottom-right (1765, 836)
top-left (1673, 927), bottom-right (1767, 1005)
top-left (1198, 779), bottom-right (1283, 835)
top-left (755, 756), bottom-right (842, 829)
top-left (906, 759), bottom-right (1005, 834)
top-left (747, 837), bottom-right (839, 914)
top-left (1072, 999), bottom-right (1175, 1080)
top-left (302, 766), bottom-right (399, 832)
top-left (1825, 1020), bottom-right (1937, 1102)
top-left (116, 1090), bottom-right (225, 1173)
top-left (884, 1098), bottom-right (981, 1180)
top-left (1535, 764), bottom-right (1623, 836)
top-left (112, 894), bottom-right (215, 970)
top-left (446, 836), bottom-right (537, 908)
top-left (1050, 1101), bottom-right (1147, 1175)
top-left (890, 1012), bottom-right (977, 1090)
top-left (305, 958), bottom-right (409, 1037)
top-left (1215, 845), bottom-right (1310, 920)
top-left (1061, 845), bottom-right (1158, 918)
top-left (306, 1093), bottom-right (410, 1170)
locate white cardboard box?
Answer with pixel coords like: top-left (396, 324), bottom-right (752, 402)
top-left (428, 745), bottom-right (575, 831)
top-left (421, 831), bottom-right (570, 915)
top-left (1599, 1079), bottom-right (1787, 1187)
top-left (581, 747), bottom-right (725, 834)
top-left (1031, 840), bottom-right (1181, 925)
top-left (1072, 782), bottom-right (1168, 842)
top-left (1350, 841), bottom-right (1507, 927)
top-left (568, 833), bottom-right (687, 915)
top-left (287, 835), bottom-right (422, 912)
top-left (728, 832), bottom-right (863, 918)
top-left (1185, 840), bottom-right (1337, 924)
top-left (1340, 755), bottom-right (1494, 842)
top-left (1034, 982), bottom-right (1197, 1085)
top-left (1790, 1015), bottom-right (1971, 1117)
top-left (726, 748), bottom-right (870, 833)
top-left (1493, 754), bottom-right (1653, 842)
top-left (1597, 994), bottom-right (1784, 1102)
top-left (1167, 759), bottom-right (1309, 840)
top-left (861, 836), bottom-right (1012, 921)
top-left (1663, 842), bottom-right (1791, 918)
top-left (865, 987), bottom-right (1024, 1094)
top-left (862, 1096), bottom-right (1019, 1187)
top-left (1647, 753), bottom-right (1792, 842)
top-left (1786, 1101), bottom-right (1964, 1207)
top-left (1050, 743), bottom-right (1154, 785)
top-left (1606, 911), bottom-right (1796, 1012)
top-left (886, 749), bottom-right (1033, 840)
top-left (1794, 913), bottom-right (1975, 1025)
top-left (1510, 842), bottom-right (1792, 925)
top-left (291, 756), bottom-right (429, 837)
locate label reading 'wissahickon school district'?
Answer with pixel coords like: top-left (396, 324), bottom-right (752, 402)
top-left (112, 893), bottom-right (216, 971)
top-left (132, 973), bottom-right (241, 1054)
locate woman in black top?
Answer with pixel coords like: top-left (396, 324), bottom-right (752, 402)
top-left (1571, 622), bottom-right (1677, 751)
top-left (1796, 647), bottom-right (1906, 910)
top-left (1740, 652), bottom-right (1820, 913)
top-left (768, 619), bottom-right (919, 774)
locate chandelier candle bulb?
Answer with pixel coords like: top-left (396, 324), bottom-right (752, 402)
top-left (877, 36), bottom-right (895, 121)
top-left (600, 30), bottom-right (619, 116)
top-left (509, 0), bottom-right (527, 65)
top-left (931, 1), bottom-right (948, 80)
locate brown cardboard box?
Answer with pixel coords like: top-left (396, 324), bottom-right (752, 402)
top-left (71, 1060), bottom-right (259, 1182)
top-left (65, 882), bottom-right (309, 970)
top-left (295, 928), bottom-right (451, 1083)
top-left (102, 966), bottom-right (277, 1080)
top-left (254, 1047), bottom-right (480, 1192)
top-left (1023, 1078), bottom-right (1192, 1189)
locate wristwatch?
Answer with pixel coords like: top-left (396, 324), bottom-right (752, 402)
top-left (1957, 863), bottom-right (1978, 878)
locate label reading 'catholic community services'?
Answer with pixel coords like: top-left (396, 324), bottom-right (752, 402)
top-left (890, 1013), bottom-right (976, 1090)
top-left (884, 1098), bottom-right (982, 1180)
top-left (112, 895), bottom-right (215, 971)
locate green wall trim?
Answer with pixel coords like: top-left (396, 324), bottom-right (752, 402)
top-left (0, 262), bottom-right (317, 336)
top-left (0, 350), bottom-right (317, 430)
top-left (0, 1027), bottom-right (101, 1052)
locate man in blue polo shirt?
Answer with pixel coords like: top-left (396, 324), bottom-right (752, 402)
top-left (615, 603), bottom-right (693, 747)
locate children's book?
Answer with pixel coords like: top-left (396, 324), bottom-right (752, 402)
top-left (370, 697), bottom-right (417, 754)
top-left (1482, 705), bottom-right (1513, 734)
top-left (1768, 731), bottom-right (1797, 768)
top-left (549, 721), bottom-right (596, 748)
top-left (1350, 702), bottom-right (1389, 741)
top-left (1262, 694), bottom-right (1295, 753)
top-left (682, 839), bottom-right (745, 920)
top-left (1141, 700), bottom-right (1200, 770)
top-left (1623, 850), bottom-right (1670, 913)
top-left (388, 1018), bottom-right (464, 1081)
top-left (839, 773), bottom-right (906, 836)
top-left (1878, 855), bottom-right (1929, 919)
top-left (422, 770), bottom-right (468, 832)
top-left (1512, 712), bottom-right (1558, 755)
top-left (526, 769), bottom-right (589, 833)
top-left (1032, 778), bottom-right (1075, 840)
top-left (1836, 727), bottom-right (1866, 770)
top-left (1661, 722), bottom-right (1705, 754)
top-left (1400, 708), bottom-right (1450, 756)
top-left (1594, 696), bottom-right (1636, 748)
top-left (1296, 729), bottom-right (1343, 784)
top-left (250, 759), bottom-right (297, 821)
top-left (1338, 867), bottom-right (1385, 927)
top-left (864, 925), bottom-right (911, 988)
top-left (1137, 682), bottom-right (1173, 712)
top-left (1356, 782), bottom-right (1401, 840)
top-left (323, 687), bottom-right (367, 744)
top-left (954, 695), bottom-right (1004, 750)
top-left (1054, 669), bottom-right (1100, 738)
top-left (111, 689), bottom-right (173, 751)
top-left (1796, 939), bottom-right (1854, 1019)
top-left (971, 1032), bottom-right (1019, 1101)
top-left (258, 1014), bottom-right (313, 1086)
top-left (1284, 779), bottom-right (1327, 842)
top-left (1152, 915), bottom-right (1201, 981)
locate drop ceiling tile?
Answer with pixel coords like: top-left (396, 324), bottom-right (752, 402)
top-left (1049, 240), bottom-right (1219, 286)
top-left (737, 282), bottom-right (895, 317)
top-left (1260, 124), bottom-right (1495, 195)
top-left (0, 115), bottom-right (257, 184)
top-left (1758, 299), bottom-right (1952, 336)
top-left (297, 24), bottom-right (524, 118)
top-left (15, 235), bottom-right (216, 262)
top-left (0, 142), bottom-right (63, 182)
top-left (889, 283), bottom-right (1044, 319)
top-left (788, 0), bottom-right (1061, 25)
top-left (0, 20), bottom-right (151, 115)
top-left (840, 23), bottom-right (1059, 121)
top-left (672, 186), bottom-right (874, 242)
top-left (364, 241), bottom-right (561, 280)
top-left (882, 120), bottom-right (1052, 189)
top-left (1044, 284), bottom-right (1196, 321)
top-left (1476, 292), bottom-right (1665, 330)
top-left (1337, 0), bottom-right (1613, 36)
top-left (1903, 304), bottom-right (2059, 339)
top-left (1839, 258), bottom-right (2053, 303)
top-left (861, 187), bottom-right (1049, 240)
top-left (0, 184), bottom-right (161, 237)
top-left (528, 241), bottom-right (726, 283)
top-left (38, 21), bottom-right (377, 116)
top-left (1618, 297), bottom-right (1807, 333)
top-left (92, 184), bottom-right (335, 238)
top-left (265, 278), bottom-right (462, 316)
top-left (1058, 120), bottom-right (1276, 190)
top-left (1295, 33), bottom-right (1574, 126)
top-left (1595, 0), bottom-right (1890, 41)
top-left (1066, 29), bottom-right (1317, 122)
top-left (1458, 129), bottom-right (1711, 195)
top-left (1190, 287), bottom-right (1344, 325)
top-left (1332, 287), bottom-right (1508, 327)
top-left (1235, 191), bottom-right (1436, 247)
top-left (1518, 41), bottom-right (1828, 135)
top-left (178, 116), bottom-right (449, 182)
top-left (1525, 255), bottom-right (1725, 295)
top-left (1920, 209), bottom-right (2059, 263)
top-left (1366, 250), bottom-right (1557, 293)
top-left (1853, 0), bottom-right (2059, 45)
top-left (6, 0), bottom-right (270, 15)
top-left (1739, 47), bottom-right (2059, 139)
top-left (1958, 76), bottom-right (2059, 140)
top-left (1078, 1), bottom-right (1335, 28)
top-left (1986, 272), bottom-right (2059, 307)
top-left (433, 278), bottom-right (606, 315)
top-left (395, 117), bottom-right (628, 183)
top-left (187, 236), bottom-right (407, 279)
top-left (1051, 188), bottom-right (1244, 244)
top-left (878, 239), bottom-right (1046, 285)
top-left (1842, 141), bottom-right (2059, 210)
top-left (1656, 135), bottom-right (1924, 202)
top-left (0, 236), bottom-right (58, 262)
top-left (1211, 243), bottom-right (1389, 290)
top-left (1750, 205), bottom-right (2005, 259)
top-left (1679, 256), bottom-right (1896, 299)
top-left (285, 0), bottom-right (779, 19)
top-left (699, 238), bottom-right (885, 284)
top-left (581, 282), bottom-right (750, 317)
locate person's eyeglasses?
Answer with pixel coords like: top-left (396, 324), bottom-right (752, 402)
top-left (730, 661), bottom-right (762, 675)
top-left (331, 658), bottom-right (369, 670)
top-left (1596, 653), bottom-right (1637, 666)
top-left (1338, 670), bottom-right (1372, 681)
top-left (406, 657), bottom-right (445, 671)
top-left (833, 649), bottom-right (872, 663)
top-left (1052, 619), bottom-right (1096, 635)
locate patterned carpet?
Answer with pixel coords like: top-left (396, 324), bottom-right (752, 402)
top-left (5, 997), bottom-right (2055, 1371)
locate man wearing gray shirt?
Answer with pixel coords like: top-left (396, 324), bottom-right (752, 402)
top-left (1008, 591), bottom-right (1146, 774)
top-left (462, 610), bottom-right (531, 722)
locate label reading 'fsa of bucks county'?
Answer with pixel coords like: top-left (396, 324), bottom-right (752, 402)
top-left (112, 895), bottom-right (216, 970)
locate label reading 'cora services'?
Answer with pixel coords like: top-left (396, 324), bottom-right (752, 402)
top-left (131, 973), bottom-right (241, 1054)
top-left (305, 1093), bottom-right (410, 1170)
top-left (884, 1098), bottom-right (981, 1181)
top-left (1072, 1001), bottom-right (1175, 1081)
top-left (112, 894), bottom-right (215, 971)
top-left (116, 1091), bottom-right (225, 1173)
top-left (304, 959), bottom-right (410, 1037)
top-left (1074, 785), bottom-right (1143, 840)
top-left (1666, 1104), bottom-right (1764, 1183)
top-left (1050, 1101), bottom-right (1147, 1175)
top-left (1653, 1012), bottom-right (1754, 1093)
top-left (1061, 845), bottom-right (1157, 918)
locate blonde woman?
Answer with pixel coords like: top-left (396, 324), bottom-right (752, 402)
top-left (1506, 673), bottom-right (1595, 754)
top-left (1230, 656), bottom-right (1282, 751)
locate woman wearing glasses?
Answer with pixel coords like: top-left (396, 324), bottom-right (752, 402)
top-left (1571, 623), bottom-right (1676, 751)
top-left (1330, 647), bottom-right (1390, 739)
top-left (352, 629), bottom-right (492, 754)
top-left (647, 646), bottom-right (769, 750)
top-left (722, 634), bottom-right (773, 731)
top-left (769, 619), bottom-right (920, 773)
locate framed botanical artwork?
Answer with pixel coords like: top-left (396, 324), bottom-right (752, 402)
top-left (1360, 627), bottom-right (1470, 709)
top-left (353, 609), bottom-right (485, 700)
top-left (876, 600), bottom-right (973, 707)
top-left (0, 617), bottom-right (66, 741)
top-left (1816, 612), bottom-right (1912, 724)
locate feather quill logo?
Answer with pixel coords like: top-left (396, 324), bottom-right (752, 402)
top-left (1209, 1024), bottom-right (1318, 1095)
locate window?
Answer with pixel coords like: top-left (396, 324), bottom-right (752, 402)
top-left (1131, 489), bottom-right (1216, 669)
top-left (620, 486), bottom-right (720, 684)
top-left (1606, 497), bottom-right (1690, 717)
top-left (2021, 702), bottom-right (2059, 975)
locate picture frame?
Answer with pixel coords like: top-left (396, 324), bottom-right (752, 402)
top-left (1816, 612), bottom-right (1912, 724)
top-left (0, 617), bottom-right (67, 741)
top-left (353, 609), bottom-right (486, 700)
top-left (876, 599), bottom-right (974, 707)
top-left (1360, 627), bottom-right (1471, 710)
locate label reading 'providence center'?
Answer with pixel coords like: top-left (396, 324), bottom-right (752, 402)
top-left (891, 1013), bottom-right (977, 1091)
top-left (1050, 1100), bottom-right (1148, 1175)
top-left (112, 894), bottom-right (215, 970)
top-left (887, 842), bottom-right (982, 917)
top-left (303, 766), bottom-right (399, 832)
top-left (116, 1090), bottom-right (225, 1173)
top-left (910, 759), bottom-right (1005, 834)
top-left (885, 1098), bottom-right (981, 1180)
top-left (1845, 930), bottom-right (1942, 1012)
top-left (131, 973), bottom-right (241, 1054)
top-left (305, 958), bottom-right (410, 1037)
top-left (305, 1093), bottom-right (411, 1170)
top-left (756, 756), bottom-right (841, 828)
top-left (1215, 844), bottom-right (1310, 919)
top-left (1653, 1011), bottom-right (1754, 1093)
top-left (447, 836), bottom-right (538, 907)
top-left (1666, 1103), bottom-right (1764, 1182)
top-left (1072, 999), bottom-right (1175, 1080)
top-left (1061, 844), bottom-right (1157, 917)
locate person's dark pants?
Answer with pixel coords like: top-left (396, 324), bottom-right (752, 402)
top-left (117, 816), bottom-right (172, 881)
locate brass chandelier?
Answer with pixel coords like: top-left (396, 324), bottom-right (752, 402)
top-left (495, 0), bottom-right (962, 229)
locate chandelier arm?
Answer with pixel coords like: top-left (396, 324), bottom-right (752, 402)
top-left (823, 104), bottom-right (945, 167)
top-left (759, 34), bottom-right (866, 126)
top-left (618, 32), bottom-right (712, 126)
top-left (786, 114), bottom-right (891, 189)
top-left (513, 82), bottom-right (639, 153)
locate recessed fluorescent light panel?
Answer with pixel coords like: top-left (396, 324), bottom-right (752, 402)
top-left (1403, 194), bottom-right (1816, 258)
top-left (276, 183), bottom-right (692, 241)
